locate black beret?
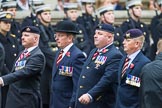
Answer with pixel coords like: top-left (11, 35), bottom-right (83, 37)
top-left (0, 11), bottom-right (13, 22)
top-left (124, 29), bottom-right (143, 39)
top-left (96, 23), bottom-right (114, 34)
top-left (21, 26), bottom-right (40, 35)
top-left (55, 20), bottom-right (79, 34)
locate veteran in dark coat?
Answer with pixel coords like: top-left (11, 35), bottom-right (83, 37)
top-left (115, 29), bottom-right (150, 108)
top-left (0, 11), bottom-right (20, 108)
top-left (120, 0), bottom-right (150, 58)
top-left (0, 26), bottom-right (46, 108)
top-left (22, 4), bottom-right (57, 108)
top-left (50, 20), bottom-right (86, 108)
top-left (75, 24), bottom-right (123, 108)
top-left (140, 39), bottom-right (162, 108)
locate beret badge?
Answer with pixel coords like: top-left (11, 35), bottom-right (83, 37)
top-left (26, 27), bottom-right (31, 32)
top-left (126, 33), bottom-right (130, 38)
top-left (6, 14), bottom-right (11, 19)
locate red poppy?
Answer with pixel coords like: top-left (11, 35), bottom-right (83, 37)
top-left (66, 52), bottom-right (70, 57)
top-left (130, 63), bottom-right (134, 69)
top-left (102, 48), bottom-right (108, 53)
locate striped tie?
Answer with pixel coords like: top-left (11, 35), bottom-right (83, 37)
top-left (92, 51), bottom-right (99, 60)
top-left (121, 57), bottom-right (130, 77)
top-left (17, 49), bottom-right (28, 61)
top-left (56, 50), bottom-right (64, 66)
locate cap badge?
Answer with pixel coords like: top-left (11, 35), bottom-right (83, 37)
top-left (26, 27), bottom-right (31, 31)
top-left (6, 14), bottom-right (11, 19)
top-left (126, 33), bottom-right (130, 38)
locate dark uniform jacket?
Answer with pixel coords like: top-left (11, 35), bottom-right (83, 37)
top-left (77, 14), bottom-right (99, 54)
top-left (0, 32), bottom-right (20, 108)
top-left (140, 52), bottom-right (162, 108)
top-left (11, 19), bottom-right (21, 44)
top-left (0, 32), bottom-right (20, 73)
top-left (0, 43), bottom-right (5, 74)
top-left (2, 47), bottom-right (45, 108)
top-left (75, 44), bottom-right (123, 108)
top-left (120, 18), bottom-right (150, 57)
top-left (115, 51), bottom-right (150, 108)
top-left (50, 45), bottom-right (86, 108)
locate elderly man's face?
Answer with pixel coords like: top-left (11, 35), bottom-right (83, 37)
top-left (123, 38), bottom-right (138, 55)
top-left (94, 30), bottom-right (113, 49)
top-left (55, 32), bottom-right (73, 49)
top-left (21, 32), bottom-right (38, 48)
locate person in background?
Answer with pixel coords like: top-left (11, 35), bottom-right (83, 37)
top-left (150, 0), bottom-right (162, 60)
top-left (140, 39), bottom-right (162, 108)
top-left (0, 11), bottom-right (20, 108)
top-left (50, 20), bottom-right (86, 108)
top-left (97, 4), bottom-right (124, 53)
top-left (75, 23), bottom-right (123, 108)
top-left (77, 0), bottom-right (99, 51)
top-left (1, 0), bottom-right (22, 45)
top-left (111, 0), bottom-right (124, 10)
top-left (96, 0), bottom-right (112, 9)
top-left (115, 29), bottom-right (150, 108)
top-left (54, 0), bottom-right (70, 11)
top-left (63, 2), bottom-right (90, 56)
top-left (120, 0), bottom-right (150, 58)
top-left (0, 26), bottom-right (46, 108)
top-left (16, 0), bottom-right (29, 11)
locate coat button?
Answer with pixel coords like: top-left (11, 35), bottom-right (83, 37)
top-left (82, 76), bottom-right (86, 79)
top-left (80, 86), bottom-right (84, 88)
top-left (12, 45), bottom-right (15, 48)
top-left (14, 53), bottom-right (17, 56)
top-left (86, 66), bottom-right (90, 69)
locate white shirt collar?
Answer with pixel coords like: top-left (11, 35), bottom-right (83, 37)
top-left (25, 46), bottom-right (37, 53)
top-left (127, 50), bottom-right (140, 65)
top-left (98, 42), bottom-right (113, 52)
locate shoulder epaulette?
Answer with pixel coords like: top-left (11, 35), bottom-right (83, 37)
top-left (10, 34), bottom-right (16, 38)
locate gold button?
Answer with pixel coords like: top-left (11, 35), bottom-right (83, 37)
top-left (14, 53), bottom-right (17, 56)
top-left (82, 76), bottom-right (86, 79)
top-left (80, 86), bottom-right (83, 88)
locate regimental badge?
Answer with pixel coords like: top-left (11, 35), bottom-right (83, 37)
top-left (126, 74), bottom-right (140, 87)
top-left (26, 27), bottom-right (31, 31)
top-left (58, 65), bottom-right (73, 77)
top-left (126, 33), bottom-right (130, 38)
top-left (94, 55), bottom-right (107, 69)
top-left (6, 13), bottom-right (12, 19)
